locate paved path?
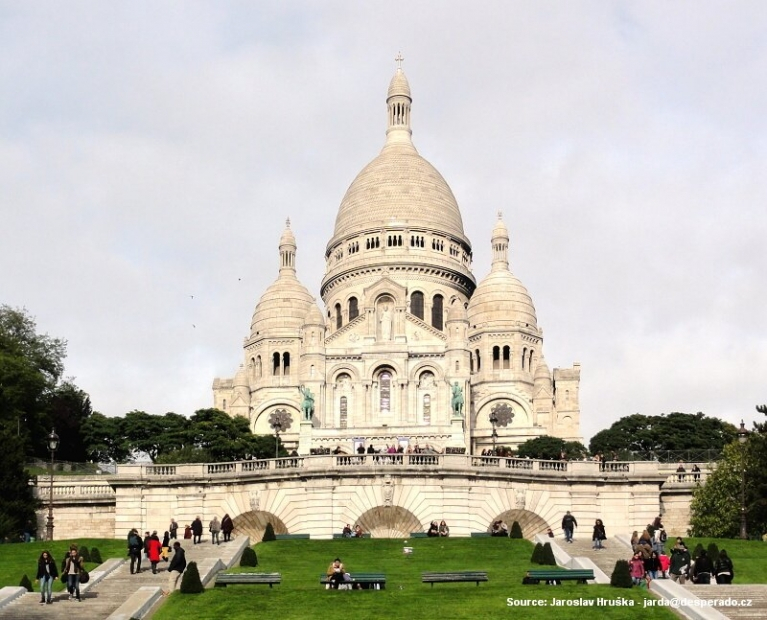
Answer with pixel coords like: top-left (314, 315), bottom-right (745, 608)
top-left (684, 584), bottom-right (767, 620)
top-left (0, 537), bottom-right (244, 620)
top-left (566, 535), bottom-right (632, 576)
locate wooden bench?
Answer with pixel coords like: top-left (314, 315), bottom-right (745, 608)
top-left (422, 571), bottom-right (488, 587)
top-left (215, 572), bottom-right (282, 588)
top-left (523, 569), bottom-right (594, 585)
top-left (320, 572), bottom-right (386, 590)
top-left (409, 532), bottom-right (429, 538)
top-left (332, 533), bottom-right (371, 539)
top-left (274, 534), bottom-right (310, 540)
top-left (470, 532), bottom-right (491, 538)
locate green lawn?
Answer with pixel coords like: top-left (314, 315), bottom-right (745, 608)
top-left (682, 538), bottom-right (767, 583)
top-left (152, 538), bottom-right (676, 620)
top-left (0, 538), bottom-right (127, 593)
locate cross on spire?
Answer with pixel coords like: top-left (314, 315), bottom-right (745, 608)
top-left (395, 52), bottom-right (404, 70)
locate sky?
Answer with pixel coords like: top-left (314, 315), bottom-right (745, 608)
top-left (1, 1), bottom-right (765, 443)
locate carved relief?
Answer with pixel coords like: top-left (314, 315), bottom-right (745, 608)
top-left (249, 490), bottom-right (260, 511)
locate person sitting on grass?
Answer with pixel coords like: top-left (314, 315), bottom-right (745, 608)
top-left (342, 524), bottom-right (352, 538)
top-left (491, 520), bottom-right (509, 537)
top-left (439, 520), bottom-right (450, 537)
top-left (427, 521), bottom-right (440, 537)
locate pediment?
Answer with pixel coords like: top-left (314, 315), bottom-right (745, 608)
top-left (362, 275), bottom-right (407, 309)
top-left (325, 313), bottom-right (368, 345)
top-left (405, 314), bottom-right (447, 343)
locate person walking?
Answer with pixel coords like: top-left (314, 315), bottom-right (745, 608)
top-left (629, 552), bottom-right (646, 586)
top-left (169, 518), bottom-right (178, 540)
top-left (36, 550), bottom-right (58, 604)
top-left (148, 532), bottom-right (163, 574)
top-left (715, 550), bottom-right (735, 584)
top-left (669, 544), bottom-right (691, 585)
top-left (163, 541), bottom-right (186, 596)
top-left (63, 547), bottom-right (84, 602)
top-left (561, 511), bottom-right (577, 543)
top-left (592, 519), bottom-right (607, 550)
top-left (127, 529), bottom-right (143, 574)
top-left (221, 514), bottom-right (234, 542)
top-left (191, 516), bottom-right (203, 544)
top-left (209, 515), bottom-right (221, 545)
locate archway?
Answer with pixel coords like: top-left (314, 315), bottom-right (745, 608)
top-left (232, 511), bottom-right (288, 542)
top-left (491, 509), bottom-right (550, 539)
top-left (355, 506), bottom-right (422, 538)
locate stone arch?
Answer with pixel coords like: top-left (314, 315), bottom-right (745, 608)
top-left (474, 395), bottom-right (532, 429)
top-left (328, 363), bottom-right (361, 382)
top-left (353, 505), bottom-right (423, 538)
top-left (491, 509), bottom-right (549, 540)
top-left (252, 402), bottom-right (300, 434)
top-left (409, 360), bottom-right (444, 384)
top-left (232, 510), bottom-right (288, 542)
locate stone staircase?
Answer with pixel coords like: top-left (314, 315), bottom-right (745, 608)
top-left (0, 538), bottom-right (245, 620)
top-left (566, 535), bottom-right (632, 577)
top-left (684, 584), bottom-right (767, 620)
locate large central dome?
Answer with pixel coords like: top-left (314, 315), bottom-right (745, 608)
top-left (328, 66), bottom-right (469, 247)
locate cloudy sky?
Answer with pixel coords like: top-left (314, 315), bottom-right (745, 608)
top-left (2, 1), bottom-right (765, 443)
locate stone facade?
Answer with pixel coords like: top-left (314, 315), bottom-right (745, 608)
top-left (213, 63), bottom-right (582, 455)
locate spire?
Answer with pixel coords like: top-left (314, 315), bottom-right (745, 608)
top-left (385, 52), bottom-right (413, 147)
top-left (490, 211), bottom-right (510, 272)
top-left (278, 217), bottom-right (297, 274)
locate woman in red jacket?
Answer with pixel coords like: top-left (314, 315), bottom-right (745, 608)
top-left (147, 532), bottom-right (163, 574)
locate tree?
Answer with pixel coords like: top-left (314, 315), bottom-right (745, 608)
top-left (0, 425), bottom-right (38, 540)
top-left (516, 435), bottom-right (588, 460)
top-left (47, 380), bottom-right (92, 462)
top-left (82, 412), bottom-right (130, 463)
top-left (121, 410), bottom-right (168, 462)
top-left (590, 412), bottom-right (737, 458)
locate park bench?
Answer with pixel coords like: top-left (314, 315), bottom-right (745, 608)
top-left (422, 571), bottom-right (488, 587)
top-left (522, 569), bottom-right (594, 585)
top-left (215, 572), bottom-right (282, 588)
top-left (275, 533), bottom-right (310, 540)
top-left (470, 532), bottom-right (491, 538)
top-left (409, 532), bottom-right (429, 538)
top-left (320, 572), bottom-right (386, 590)
top-left (332, 533), bottom-right (371, 539)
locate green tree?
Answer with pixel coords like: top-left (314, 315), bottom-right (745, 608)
top-left (516, 435), bottom-right (588, 460)
top-left (121, 410), bottom-right (167, 461)
top-left (47, 380), bottom-right (92, 462)
top-left (82, 412), bottom-right (130, 463)
top-left (0, 425), bottom-right (38, 539)
top-left (590, 412), bottom-right (736, 458)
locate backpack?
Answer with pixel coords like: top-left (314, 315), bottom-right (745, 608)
top-left (659, 530), bottom-right (667, 543)
top-left (129, 534), bottom-right (139, 547)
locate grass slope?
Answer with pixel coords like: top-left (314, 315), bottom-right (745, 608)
top-left (682, 538), bottom-right (767, 583)
top-left (0, 538), bottom-right (127, 593)
top-left (152, 538), bottom-right (675, 620)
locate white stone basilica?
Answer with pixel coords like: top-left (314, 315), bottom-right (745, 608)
top-left (213, 63), bottom-right (582, 454)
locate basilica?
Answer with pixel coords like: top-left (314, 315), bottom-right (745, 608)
top-left (212, 63), bottom-right (582, 454)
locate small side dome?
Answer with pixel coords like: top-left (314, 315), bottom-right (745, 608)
top-left (303, 301), bottom-right (325, 327)
top-left (467, 270), bottom-right (538, 329)
top-left (234, 364), bottom-right (248, 387)
top-left (387, 68), bottom-right (411, 100)
top-left (534, 357), bottom-right (551, 383)
top-left (250, 276), bottom-right (314, 337)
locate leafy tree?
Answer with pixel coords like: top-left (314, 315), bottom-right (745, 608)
top-left (590, 412), bottom-right (736, 458)
top-left (0, 425), bottom-right (38, 539)
top-left (121, 410), bottom-right (167, 462)
top-left (516, 435), bottom-right (588, 460)
top-left (82, 412), bottom-right (130, 463)
top-left (47, 380), bottom-right (92, 462)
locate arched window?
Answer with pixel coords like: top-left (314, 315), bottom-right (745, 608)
top-left (493, 346), bottom-right (500, 370)
top-left (411, 291), bottom-right (424, 320)
top-left (475, 349), bottom-right (481, 371)
top-left (455, 360), bottom-right (460, 372)
top-left (503, 346), bottom-right (511, 370)
top-left (470, 353), bottom-right (474, 373)
top-left (431, 294), bottom-right (444, 331)
top-left (529, 349), bottom-right (534, 372)
top-left (379, 371), bottom-right (392, 413)
top-left (423, 394), bottom-right (431, 424)
top-left (222, 399), bottom-right (227, 410)
top-left (522, 347), bottom-right (527, 370)
top-left (335, 303), bottom-right (342, 329)
top-left (255, 355), bottom-right (262, 378)
top-left (348, 297), bottom-right (359, 321)
top-left (282, 352), bottom-right (290, 376)
top-left (340, 397), bottom-right (348, 429)
top-left (272, 352), bottom-right (280, 376)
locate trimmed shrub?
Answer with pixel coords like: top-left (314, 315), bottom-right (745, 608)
top-left (90, 547), bottom-right (103, 564)
top-left (510, 521), bottom-right (523, 539)
top-left (262, 523), bottom-right (276, 542)
top-left (19, 574), bottom-right (33, 592)
top-left (531, 542), bottom-right (544, 564)
top-left (179, 561), bottom-right (204, 594)
top-left (610, 560), bottom-right (633, 588)
top-left (542, 542), bottom-right (557, 566)
top-left (240, 546), bottom-right (258, 567)
top-left (707, 542), bottom-right (720, 566)
top-left (79, 546), bottom-right (91, 562)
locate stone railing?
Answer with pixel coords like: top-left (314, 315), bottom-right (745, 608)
top-left (663, 472), bottom-right (708, 485)
top-left (109, 455), bottom-right (702, 480)
top-left (33, 477), bottom-right (115, 499)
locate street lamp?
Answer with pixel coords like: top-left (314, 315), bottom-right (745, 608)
top-left (737, 420), bottom-right (749, 540)
top-left (273, 420), bottom-right (282, 459)
top-left (45, 428), bottom-right (60, 541)
top-left (489, 411), bottom-right (498, 455)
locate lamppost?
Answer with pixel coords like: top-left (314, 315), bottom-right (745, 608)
top-left (737, 420), bottom-right (749, 540)
top-left (268, 409), bottom-right (292, 460)
top-left (273, 419), bottom-right (282, 459)
top-left (45, 428), bottom-right (60, 541)
top-left (489, 411), bottom-right (498, 455)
